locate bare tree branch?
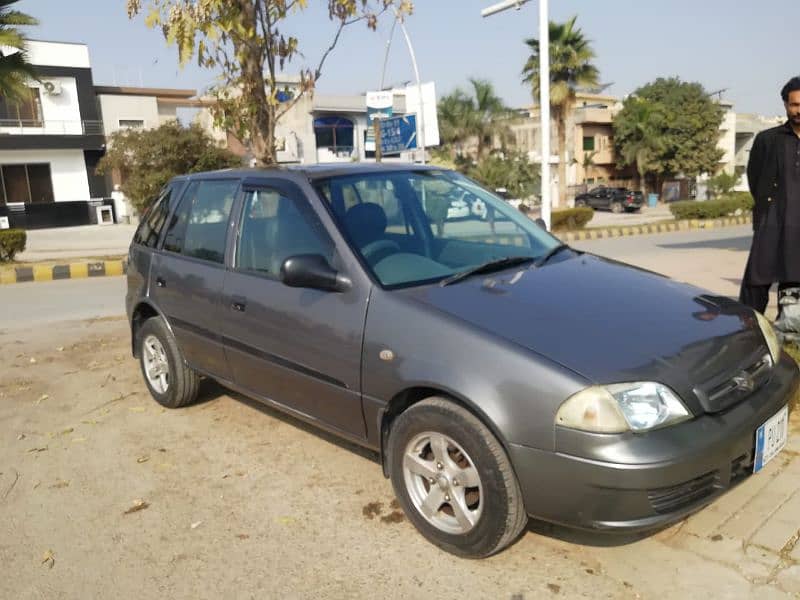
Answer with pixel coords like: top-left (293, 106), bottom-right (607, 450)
top-left (313, 6), bottom-right (390, 82)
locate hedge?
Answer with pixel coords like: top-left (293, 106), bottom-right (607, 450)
top-left (0, 229), bottom-right (26, 262)
top-left (669, 192), bottom-right (754, 220)
top-left (550, 207), bottom-right (594, 231)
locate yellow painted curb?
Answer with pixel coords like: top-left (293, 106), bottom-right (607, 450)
top-left (105, 260), bottom-right (124, 277)
top-left (33, 265), bottom-right (52, 282)
top-left (69, 263), bottom-right (89, 278)
top-left (0, 269), bottom-right (15, 284)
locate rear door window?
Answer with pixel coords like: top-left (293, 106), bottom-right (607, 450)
top-left (133, 186), bottom-right (174, 248)
top-left (162, 179), bottom-right (239, 264)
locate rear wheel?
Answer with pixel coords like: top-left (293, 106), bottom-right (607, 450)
top-left (388, 397), bottom-right (527, 558)
top-left (611, 201), bottom-right (623, 214)
top-left (138, 317), bottom-right (199, 409)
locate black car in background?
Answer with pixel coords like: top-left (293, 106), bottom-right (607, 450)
top-left (575, 186), bottom-right (644, 212)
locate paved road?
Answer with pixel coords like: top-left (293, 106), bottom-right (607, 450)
top-left (0, 276), bottom-right (126, 331)
top-left (1, 225), bottom-right (758, 330)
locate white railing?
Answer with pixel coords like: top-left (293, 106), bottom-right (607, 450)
top-left (0, 119), bottom-right (104, 135)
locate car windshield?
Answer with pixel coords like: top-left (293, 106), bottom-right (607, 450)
top-left (315, 169), bottom-right (562, 288)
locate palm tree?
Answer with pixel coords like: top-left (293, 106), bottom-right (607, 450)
top-left (613, 96), bottom-right (664, 196)
top-left (437, 78), bottom-right (511, 160)
top-left (522, 16), bottom-right (599, 207)
top-left (0, 0), bottom-right (38, 103)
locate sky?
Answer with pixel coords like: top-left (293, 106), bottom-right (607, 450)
top-left (16, 0), bottom-right (800, 117)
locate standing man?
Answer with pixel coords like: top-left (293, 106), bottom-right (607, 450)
top-left (740, 76), bottom-right (800, 314)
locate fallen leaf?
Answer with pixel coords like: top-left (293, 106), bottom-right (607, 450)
top-left (57, 346), bottom-right (64, 352)
top-left (123, 499), bottom-right (150, 515)
top-left (221, 473), bottom-right (230, 479)
top-left (71, 437), bottom-right (87, 443)
top-left (128, 406), bottom-right (146, 413)
top-left (60, 427), bottom-right (74, 436)
top-left (17, 433), bottom-right (25, 441)
top-left (29, 357), bottom-right (37, 364)
top-left (33, 481), bottom-right (41, 489)
top-left (277, 516), bottom-right (296, 525)
top-left (136, 456), bottom-right (149, 464)
top-left (547, 583), bottom-right (561, 594)
top-left (236, 533), bottom-right (249, 540)
top-left (27, 446), bottom-right (48, 453)
top-left (190, 521), bottom-right (203, 529)
top-left (41, 549), bottom-right (54, 569)
top-left (36, 394), bottom-right (49, 404)
top-left (49, 480), bottom-right (69, 489)
top-left (81, 419), bottom-right (99, 426)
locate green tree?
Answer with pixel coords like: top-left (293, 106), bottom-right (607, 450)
top-left (706, 171), bottom-right (740, 198)
top-left (612, 96), bottom-right (665, 194)
top-left (614, 77), bottom-right (725, 195)
top-left (468, 151), bottom-right (540, 201)
top-left (0, 0), bottom-right (38, 102)
top-left (522, 16), bottom-right (599, 207)
top-left (97, 121), bottom-right (241, 213)
top-left (127, 0), bottom-right (410, 166)
top-left (437, 78), bottom-right (511, 159)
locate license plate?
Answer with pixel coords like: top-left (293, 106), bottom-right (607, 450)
top-left (753, 405), bottom-right (789, 473)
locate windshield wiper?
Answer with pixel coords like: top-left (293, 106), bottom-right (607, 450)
top-left (440, 256), bottom-right (535, 287)
top-left (534, 243), bottom-right (572, 267)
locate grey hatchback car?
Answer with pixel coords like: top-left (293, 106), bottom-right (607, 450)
top-left (126, 164), bottom-right (796, 558)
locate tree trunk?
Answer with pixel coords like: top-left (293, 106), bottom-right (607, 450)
top-left (234, 0), bottom-right (275, 166)
top-left (556, 108), bottom-right (567, 209)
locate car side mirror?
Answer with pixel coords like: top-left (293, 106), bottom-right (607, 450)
top-left (534, 217), bottom-right (548, 231)
top-left (280, 254), bottom-right (351, 292)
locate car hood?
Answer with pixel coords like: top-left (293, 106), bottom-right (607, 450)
top-left (402, 253), bottom-right (767, 414)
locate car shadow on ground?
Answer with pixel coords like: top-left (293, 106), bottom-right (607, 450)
top-left (657, 236), bottom-right (752, 252)
top-left (196, 378), bottom-right (381, 465)
top-left (523, 519), bottom-right (657, 548)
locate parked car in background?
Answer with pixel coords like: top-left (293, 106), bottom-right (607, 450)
top-left (494, 187), bottom-right (525, 211)
top-left (126, 164), bottom-right (796, 558)
top-left (575, 186), bottom-right (643, 213)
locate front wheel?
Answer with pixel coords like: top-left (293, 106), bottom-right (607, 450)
top-left (388, 397), bottom-right (527, 558)
top-left (575, 199), bottom-right (586, 207)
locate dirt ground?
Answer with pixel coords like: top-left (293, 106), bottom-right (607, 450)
top-left (1, 317), bottom-right (799, 599)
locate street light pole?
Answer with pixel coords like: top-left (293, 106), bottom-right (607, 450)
top-left (481, 0), bottom-right (551, 230)
top-left (379, 9), bottom-right (426, 164)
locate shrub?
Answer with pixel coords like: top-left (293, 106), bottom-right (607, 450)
top-left (550, 207), bottom-right (594, 231)
top-left (0, 228), bottom-right (26, 262)
top-left (669, 193), bottom-right (753, 220)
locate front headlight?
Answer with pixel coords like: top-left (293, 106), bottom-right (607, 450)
top-left (556, 382), bottom-right (691, 434)
top-left (754, 310), bottom-right (781, 364)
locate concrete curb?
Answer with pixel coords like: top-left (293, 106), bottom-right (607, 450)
top-left (0, 259), bottom-right (127, 285)
top-left (561, 215), bottom-right (752, 242)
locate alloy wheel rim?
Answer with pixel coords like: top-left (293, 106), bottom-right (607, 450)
top-left (143, 335), bottom-right (170, 394)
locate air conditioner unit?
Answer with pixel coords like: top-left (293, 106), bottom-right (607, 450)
top-left (43, 81), bottom-right (62, 96)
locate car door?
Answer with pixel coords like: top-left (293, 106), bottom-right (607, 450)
top-left (150, 178), bottom-right (240, 381)
top-left (587, 188), bottom-right (602, 208)
top-left (220, 179), bottom-right (369, 439)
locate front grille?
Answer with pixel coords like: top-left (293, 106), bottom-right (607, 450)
top-left (695, 352), bottom-right (772, 413)
top-left (648, 471), bottom-right (719, 514)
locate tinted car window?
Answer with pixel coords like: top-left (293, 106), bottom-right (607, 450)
top-left (132, 186), bottom-right (172, 248)
top-left (163, 179), bottom-right (238, 263)
top-left (236, 188), bottom-right (332, 276)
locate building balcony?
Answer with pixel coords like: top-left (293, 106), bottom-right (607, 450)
top-left (0, 119), bottom-right (106, 150)
top-left (575, 107), bottom-right (614, 125)
top-left (0, 119), bottom-right (104, 135)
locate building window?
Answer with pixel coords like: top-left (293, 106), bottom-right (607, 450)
top-left (583, 136), bottom-right (595, 151)
top-left (119, 119), bottom-right (144, 129)
top-left (0, 163), bottom-right (54, 204)
top-left (314, 116), bottom-right (354, 152)
top-left (0, 87), bottom-right (43, 126)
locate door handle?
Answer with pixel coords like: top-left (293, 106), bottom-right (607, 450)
top-left (231, 296), bottom-right (247, 312)
top-left (155, 277), bottom-right (166, 288)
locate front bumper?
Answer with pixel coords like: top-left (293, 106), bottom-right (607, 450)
top-left (508, 354), bottom-right (799, 531)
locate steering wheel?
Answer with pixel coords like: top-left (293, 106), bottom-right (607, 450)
top-left (361, 239), bottom-right (401, 265)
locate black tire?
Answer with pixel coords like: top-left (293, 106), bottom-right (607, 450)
top-left (611, 201), bottom-right (623, 214)
top-left (137, 316), bottom-right (199, 409)
top-left (388, 397), bottom-right (527, 558)
top-left (575, 199), bottom-right (586, 207)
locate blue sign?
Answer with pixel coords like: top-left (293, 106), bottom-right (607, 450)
top-left (380, 114), bottom-right (418, 155)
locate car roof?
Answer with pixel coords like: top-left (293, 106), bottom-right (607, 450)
top-left (175, 162), bottom-right (444, 184)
